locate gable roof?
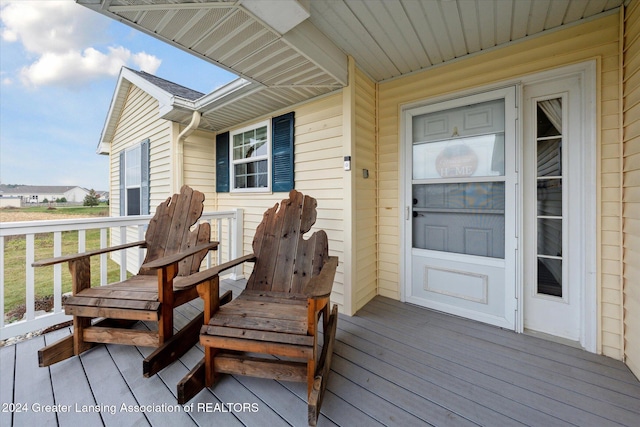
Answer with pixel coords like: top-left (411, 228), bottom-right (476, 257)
top-left (127, 69), bottom-right (204, 101)
top-left (98, 67), bottom-right (206, 154)
top-left (98, 66), bottom-right (263, 154)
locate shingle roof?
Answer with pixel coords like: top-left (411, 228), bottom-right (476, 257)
top-left (126, 68), bottom-right (205, 101)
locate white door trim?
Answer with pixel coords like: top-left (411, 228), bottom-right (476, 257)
top-left (518, 61), bottom-right (597, 352)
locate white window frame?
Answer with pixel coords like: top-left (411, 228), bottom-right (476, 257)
top-left (124, 144), bottom-right (142, 215)
top-left (230, 120), bottom-right (272, 193)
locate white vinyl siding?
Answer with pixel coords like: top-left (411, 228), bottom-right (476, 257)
top-left (623, 1), bottom-right (640, 379)
top-left (354, 66), bottom-right (377, 312)
top-left (216, 94), bottom-right (346, 312)
top-left (109, 85), bottom-right (173, 272)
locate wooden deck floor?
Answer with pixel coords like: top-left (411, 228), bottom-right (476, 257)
top-left (1, 278), bottom-right (639, 426)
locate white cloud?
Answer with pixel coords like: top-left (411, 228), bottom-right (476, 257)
top-left (132, 52), bottom-right (163, 74)
top-left (1, 0), bottom-right (161, 87)
top-left (20, 46), bottom-right (161, 87)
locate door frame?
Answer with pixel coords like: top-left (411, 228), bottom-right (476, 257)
top-left (519, 62), bottom-right (597, 352)
top-left (401, 86), bottom-right (518, 330)
top-left (399, 61), bottom-right (597, 352)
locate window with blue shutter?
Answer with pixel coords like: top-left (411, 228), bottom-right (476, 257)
top-left (216, 132), bottom-right (230, 193)
top-left (220, 111), bottom-right (294, 194)
top-left (272, 112), bottom-right (295, 192)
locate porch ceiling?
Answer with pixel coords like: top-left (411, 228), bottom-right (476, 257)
top-left (79, 0), bottom-right (625, 132)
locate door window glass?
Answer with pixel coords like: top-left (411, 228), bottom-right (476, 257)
top-left (411, 99), bottom-right (506, 259)
top-left (535, 99), bottom-right (563, 296)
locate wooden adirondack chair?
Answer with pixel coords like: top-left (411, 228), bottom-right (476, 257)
top-left (177, 189), bottom-right (338, 426)
top-left (33, 185), bottom-right (225, 377)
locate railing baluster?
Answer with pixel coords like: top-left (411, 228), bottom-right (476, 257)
top-left (120, 225), bottom-right (127, 281)
top-left (53, 231), bottom-right (62, 313)
top-left (137, 225), bottom-right (145, 272)
top-left (100, 228), bottom-right (107, 285)
top-left (78, 229), bottom-right (86, 252)
top-left (25, 234), bottom-right (35, 321)
top-left (217, 218), bottom-right (223, 266)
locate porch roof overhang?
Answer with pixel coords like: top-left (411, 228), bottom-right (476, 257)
top-left (86, 0), bottom-right (627, 143)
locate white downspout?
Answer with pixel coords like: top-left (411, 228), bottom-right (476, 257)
top-left (176, 110), bottom-right (201, 189)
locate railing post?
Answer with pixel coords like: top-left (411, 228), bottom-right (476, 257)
top-left (231, 208), bottom-right (244, 280)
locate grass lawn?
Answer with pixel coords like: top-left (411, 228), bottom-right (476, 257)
top-left (2, 205), bottom-right (126, 322)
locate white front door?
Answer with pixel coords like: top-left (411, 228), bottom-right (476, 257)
top-left (522, 73), bottom-right (593, 345)
top-left (404, 87), bottom-right (517, 329)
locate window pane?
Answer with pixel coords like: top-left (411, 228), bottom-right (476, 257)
top-left (412, 182), bottom-right (505, 258)
top-left (537, 138), bottom-right (562, 177)
top-left (127, 188), bottom-right (140, 215)
top-left (256, 160), bottom-right (268, 187)
top-left (538, 258), bottom-right (562, 296)
top-left (413, 134), bottom-right (505, 179)
top-left (125, 147), bottom-right (141, 186)
top-left (537, 179), bottom-right (562, 216)
top-left (537, 101), bottom-right (562, 137)
top-left (537, 219), bottom-right (562, 256)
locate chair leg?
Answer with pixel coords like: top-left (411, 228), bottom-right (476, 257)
top-left (73, 316), bottom-right (93, 356)
top-left (38, 335), bottom-right (75, 367)
top-left (143, 312), bottom-right (204, 377)
top-left (177, 285), bottom-right (231, 403)
top-left (308, 304), bottom-right (338, 426)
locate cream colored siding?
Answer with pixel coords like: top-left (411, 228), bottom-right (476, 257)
top-left (183, 128), bottom-right (217, 211)
top-left (378, 15), bottom-right (624, 357)
top-left (109, 85), bottom-right (173, 271)
top-left (216, 93), bottom-right (347, 312)
top-left (623, 1), bottom-right (640, 379)
top-left (354, 66), bottom-right (377, 311)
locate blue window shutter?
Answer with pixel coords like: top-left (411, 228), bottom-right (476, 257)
top-left (272, 112), bottom-right (294, 192)
top-left (140, 139), bottom-right (150, 215)
top-left (119, 150), bottom-right (125, 216)
top-left (216, 132), bottom-right (230, 193)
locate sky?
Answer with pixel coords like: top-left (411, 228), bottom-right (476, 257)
top-left (0, 0), bottom-right (236, 191)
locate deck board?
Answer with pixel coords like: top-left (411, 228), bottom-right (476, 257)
top-left (354, 299), bottom-right (640, 426)
top-left (1, 287), bottom-right (639, 427)
top-left (0, 342), bottom-right (15, 427)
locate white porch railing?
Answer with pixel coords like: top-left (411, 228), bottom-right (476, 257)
top-left (0, 209), bottom-right (243, 340)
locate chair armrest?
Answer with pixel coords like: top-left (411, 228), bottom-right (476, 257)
top-left (303, 256), bottom-right (339, 299)
top-left (174, 253), bottom-right (256, 290)
top-left (32, 240), bottom-right (147, 267)
top-left (140, 242), bottom-right (219, 270)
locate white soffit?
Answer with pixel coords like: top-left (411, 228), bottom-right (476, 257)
top-left (240, 0), bottom-right (310, 35)
top-left (81, 0), bottom-right (347, 91)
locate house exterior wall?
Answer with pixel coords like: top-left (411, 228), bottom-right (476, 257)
top-left (623, 1), bottom-right (640, 378)
top-left (353, 66), bottom-right (378, 312)
top-left (377, 14), bottom-right (624, 358)
top-left (215, 93), bottom-right (348, 312)
top-left (182, 128), bottom-right (217, 212)
top-left (109, 85), bottom-right (173, 271)
top-left (63, 187), bottom-right (90, 203)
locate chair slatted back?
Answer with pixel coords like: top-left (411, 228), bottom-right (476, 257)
top-left (140, 185), bottom-right (210, 276)
top-left (247, 190), bottom-right (329, 294)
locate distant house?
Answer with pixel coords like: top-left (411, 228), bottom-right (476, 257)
top-left (86, 0), bottom-right (640, 380)
top-left (0, 185), bottom-right (92, 204)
